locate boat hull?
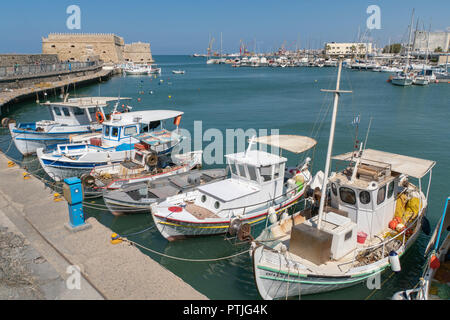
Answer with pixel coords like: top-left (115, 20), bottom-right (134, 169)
top-left (9, 124), bottom-right (99, 156)
top-left (391, 78), bottom-right (413, 86)
top-left (252, 211), bottom-right (424, 299)
top-left (151, 192), bottom-right (304, 241)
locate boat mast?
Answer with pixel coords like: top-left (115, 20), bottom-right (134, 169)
top-left (317, 59), bottom-right (352, 229)
top-left (405, 9), bottom-right (415, 72)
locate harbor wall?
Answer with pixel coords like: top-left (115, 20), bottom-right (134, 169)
top-left (0, 54), bottom-right (59, 67)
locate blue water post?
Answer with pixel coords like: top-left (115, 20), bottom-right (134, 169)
top-left (63, 177), bottom-right (91, 232)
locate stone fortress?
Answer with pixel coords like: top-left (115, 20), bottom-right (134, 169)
top-left (42, 33), bottom-right (154, 64)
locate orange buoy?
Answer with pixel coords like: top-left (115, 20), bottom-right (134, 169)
top-left (95, 111), bottom-right (105, 123)
top-left (389, 219), bottom-right (398, 230)
top-left (430, 255), bottom-right (440, 269)
top-left (138, 98), bottom-right (141, 102)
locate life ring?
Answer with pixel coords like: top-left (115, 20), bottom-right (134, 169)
top-left (96, 111), bottom-right (105, 123)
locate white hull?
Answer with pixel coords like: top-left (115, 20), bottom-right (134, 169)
top-left (151, 191), bottom-right (304, 241)
top-left (391, 77), bottom-right (413, 86)
top-left (9, 124), bottom-right (99, 156)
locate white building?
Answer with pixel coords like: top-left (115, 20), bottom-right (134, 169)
top-left (325, 42), bottom-right (373, 56)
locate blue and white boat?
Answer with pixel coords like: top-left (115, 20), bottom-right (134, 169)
top-left (36, 109), bottom-right (184, 182)
top-left (8, 96), bottom-right (131, 155)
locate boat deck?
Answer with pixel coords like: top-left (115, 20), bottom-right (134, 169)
top-left (185, 202), bottom-right (219, 220)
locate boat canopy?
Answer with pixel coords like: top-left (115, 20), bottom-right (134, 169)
top-left (332, 148), bottom-right (436, 179)
top-left (252, 135), bottom-right (317, 154)
top-left (41, 97), bottom-right (132, 109)
top-left (225, 150), bottom-right (287, 167)
top-left (103, 110), bottom-right (184, 126)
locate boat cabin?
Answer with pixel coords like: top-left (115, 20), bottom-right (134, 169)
top-left (329, 149), bottom-right (436, 239)
top-left (41, 97), bottom-right (131, 126)
top-left (192, 150), bottom-right (287, 214)
top-left (99, 110), bottom-right (184, 148)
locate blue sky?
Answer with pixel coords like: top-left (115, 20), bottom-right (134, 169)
top-left (0, 0), bottom-right (448, 54)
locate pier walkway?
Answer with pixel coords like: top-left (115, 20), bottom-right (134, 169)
top-left (0, 151), bottom-right (207, 300)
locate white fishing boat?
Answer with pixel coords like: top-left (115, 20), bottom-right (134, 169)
top-left (251, 60), bottom-right (436, 299)
top-left (149, 64), bottom-right (162, 75)
top-left (36, 110), bottom-right (184, 182)
top-left (123, 64), bottom-right (150, 75)
top-left (5, 96), bottom-right (130, 156)
top-left (150, 135), bottom-right (317, 241)
top-left (172, 70), bottom-right (185, 74)
top-left (392, 197), bottom-right (449, 300)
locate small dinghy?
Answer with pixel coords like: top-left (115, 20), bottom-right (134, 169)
top-left (103, 168), bottom-right (228, 215)
top-left (172, 70), bottom-right (185, 74)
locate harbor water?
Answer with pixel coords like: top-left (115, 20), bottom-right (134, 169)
top-left (1, 55), bottom-right (448, 299)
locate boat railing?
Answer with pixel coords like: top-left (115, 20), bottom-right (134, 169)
top-left (350, 212), bottom-right (421, 268)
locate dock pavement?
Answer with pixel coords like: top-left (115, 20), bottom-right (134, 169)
top-left (0, 151), bottom-right (207, 300)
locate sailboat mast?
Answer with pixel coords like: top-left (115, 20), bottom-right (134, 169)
top-left (406, 9), bottom-right (415, 70)
top-left (317, 59), bottom-right (351, 229)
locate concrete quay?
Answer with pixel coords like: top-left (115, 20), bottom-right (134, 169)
top-left (0, 151), bottom-right (207, 300)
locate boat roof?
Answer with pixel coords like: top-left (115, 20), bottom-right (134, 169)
top-left (41, 97), bottom-right (132, 109)
top-left (197, 179), bottom-right (260, 202)
top-left (332, 148), bottom-right (436, 179)
top-left (225, 150), bottom-right (287, 167)
top-left (103, 110), bottom-right (183, 126)
top-left (252, 135), bottom-right (317, 154)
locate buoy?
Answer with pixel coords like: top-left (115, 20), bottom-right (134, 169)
top-left (137, 98), bottom-right (141, 102)
top-left (389, 251), bottom-right (401, 272)
top-left (168, 95), bottom-right (171, 99)
top-left (389, 219), bottom-right (399, 230)
top-left (110, 233), bottom-right (123, 245)
top-left (430, 255), bottom-right (440, 269)
top-left (268, 207), bottom-right (277, 224)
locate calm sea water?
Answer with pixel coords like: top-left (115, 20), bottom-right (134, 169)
top-left (1, 55), bottom-right (449, 300)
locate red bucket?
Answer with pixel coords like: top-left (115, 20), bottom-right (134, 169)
top-left (357, 231), bottom-right (368, 244)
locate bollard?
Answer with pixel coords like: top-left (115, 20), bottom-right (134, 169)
top-left (63, 177), bottom-right (91, 232)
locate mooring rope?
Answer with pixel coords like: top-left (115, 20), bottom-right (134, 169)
top-left (123, 238), bottom-right (251, 263)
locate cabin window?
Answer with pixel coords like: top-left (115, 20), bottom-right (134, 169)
top-left (214, 201), bottom-right (220, 209)
top-left (104, 126), bottom-right (110, 137)
top-left (134, 152), bottom-right (143, 163)
top-left (359, 191), bottom-right (371, 204)
top-left (149, 121), bottom-right (161, 130)
top-left (53, 107), bottom-right (62, 116)
top-left (387, 181), bottom-right (394, 199)
top-left (331, 183), bottom-right (337, 196)
top-left (339, 187), bottom-right (356, 205)
top-left (62, 108), bottom-right (71, 117)
top-left (124, 126), bottom-right (137, 136)
top-left (201, 195), bottom-right (207, 203)
top-left (111, 127), bottom-right (119, 138)
top-left (237, 164), bottom-right (246, 178)
top-left (73, 107), bottom-right (85, 115)
top-left (247, 165), bottom-right (258, 181)
top-left (344, 231), bottom-right (352, 241)
top-left (260, 166), bottom-right (272, 182)
top-left (377, 185), bottom-right (387, 205)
